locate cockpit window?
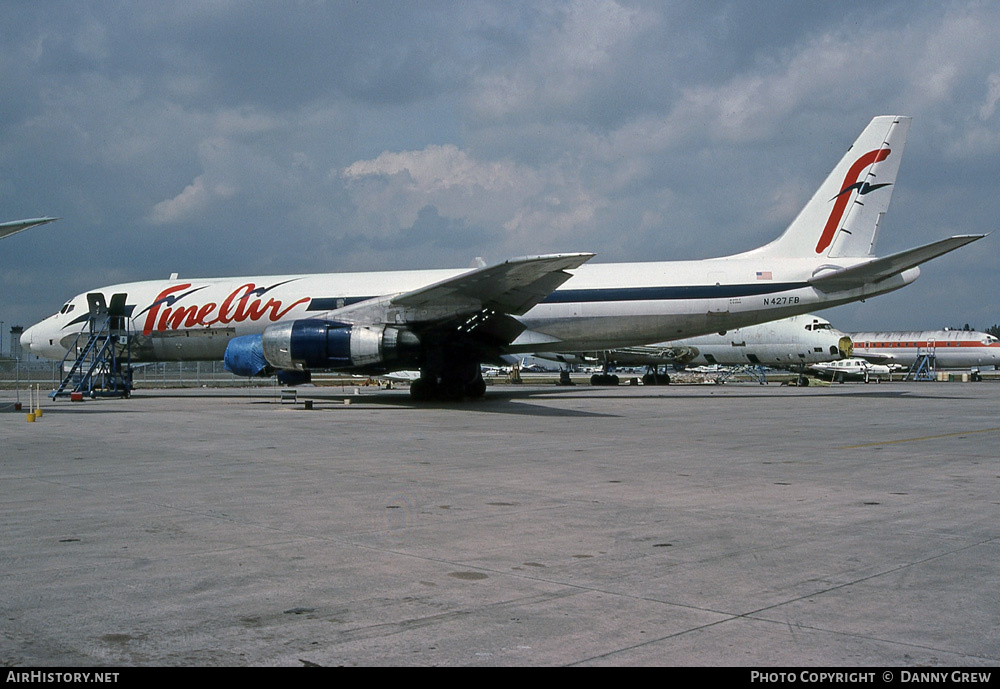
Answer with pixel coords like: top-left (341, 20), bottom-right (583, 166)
top-left (59, 303), bottom-right (75, 315)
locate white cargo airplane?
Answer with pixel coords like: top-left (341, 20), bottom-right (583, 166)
top-left (851, 329), bottom-right (1000, 370)
top-left (538, 314), bottom-right (852, 384)
top-left (0, 217), bottom-right (58, 240)
top-left (21, 116), bottom-right (985, 399)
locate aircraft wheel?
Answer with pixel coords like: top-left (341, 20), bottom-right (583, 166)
top-left (466, 374), bottom-right (487, 398)
top-left (410, 377), bottom-right (436, 402)
top-left (438, 381), bottom-right (465, 401)
top-left (437, 363), bottom-right (482, 401)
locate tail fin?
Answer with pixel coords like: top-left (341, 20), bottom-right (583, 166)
top-left (753, 115), bottom-right (911, 259)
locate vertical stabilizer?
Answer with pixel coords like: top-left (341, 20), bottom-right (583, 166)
top-left (752, 116), bottom-right (910, 259)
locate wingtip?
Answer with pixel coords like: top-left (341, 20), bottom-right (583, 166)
top-left (503, 252), bottom-right (596, 266)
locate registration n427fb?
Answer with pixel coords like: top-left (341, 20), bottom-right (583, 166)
top-left (763, 296), bottom-right (800, 306)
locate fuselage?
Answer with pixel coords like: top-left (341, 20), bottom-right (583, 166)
top-left (21, 256), bottom-right (918, 364)
top-left (535, 313), bottom-right (851, 369)
top-left (667, 314), bottom-right (851, 367)
top-left (850, 330), bottom-right (1000, 370)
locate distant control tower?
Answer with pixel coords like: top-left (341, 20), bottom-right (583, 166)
top-left (9, 325), bottom-right (23, 359)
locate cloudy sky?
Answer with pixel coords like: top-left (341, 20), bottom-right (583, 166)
top-left (2, 0), bottom-right (998, 345)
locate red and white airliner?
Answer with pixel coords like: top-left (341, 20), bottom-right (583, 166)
top-left (851, 329), bottom-right (1000, 370)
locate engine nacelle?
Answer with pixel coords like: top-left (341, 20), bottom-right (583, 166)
top-left (224, 333), bottom-right (273, 377)
top-left (261, 319), bottom-right (420, 372)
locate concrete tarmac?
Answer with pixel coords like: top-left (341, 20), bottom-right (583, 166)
top-left (2, 381), bottom-right (998, 666)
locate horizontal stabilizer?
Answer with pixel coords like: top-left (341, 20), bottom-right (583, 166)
top-left (809, 234), bottom-right (986, 293)
top-left (856, 352), bottom-right (895, 363)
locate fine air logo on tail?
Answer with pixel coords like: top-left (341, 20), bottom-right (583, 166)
top-left (815, 147), bottom-right (892, 254)
top-left (836, 181), bottom-right (892, 198)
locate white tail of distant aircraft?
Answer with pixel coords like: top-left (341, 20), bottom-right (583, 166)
top-left (22, 116), bottom-right (985, 399)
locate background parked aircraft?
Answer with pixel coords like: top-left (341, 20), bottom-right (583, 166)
top-left (537, 314), bottom-right (851, 384)
top-left (809, 358), bottom-right (893, 383)
top-left (851, 329), bottom-right (1000, 370)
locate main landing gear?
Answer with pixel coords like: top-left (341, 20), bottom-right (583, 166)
top-left (590, 365), bottom-right (670, 386)
top-left (410, 363), bottom-right (487, 401)
top-left (641, 366), bottom-right (670, 386)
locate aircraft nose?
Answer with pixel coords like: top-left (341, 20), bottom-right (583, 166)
top-left (20, 325), bottom-right (34, 355)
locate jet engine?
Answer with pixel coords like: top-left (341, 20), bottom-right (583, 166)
top-left (223, 333), bottom-right (271, 378)
top-left (260, 319), bottom-right (421, 372)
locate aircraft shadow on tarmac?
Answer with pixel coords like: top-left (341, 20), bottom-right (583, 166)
top-left (88, 384), bottom-right (619, 418)
top-left (16, 385), bottom-right (965, 419)
top-left (297, 386), bottom-right (619, 418)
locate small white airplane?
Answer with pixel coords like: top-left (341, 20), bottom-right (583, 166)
top-left (21, 116), bottom-right (985, 400)
top-left (538, 314), bottom-right (852, 384)
top-left (851, 329), bottom-right (1000, 370)
top-left (809, 357), bottom-right (893, 383)
top-left (0, 217), bottom-right (58, 240)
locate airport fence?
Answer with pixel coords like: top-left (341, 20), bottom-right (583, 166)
top-left (2, 357), bottom-right (996, 392)
top-left (0, 358), bottom-right (275, 391)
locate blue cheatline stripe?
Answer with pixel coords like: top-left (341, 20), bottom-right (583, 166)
top-left (303, 282), bottom-right (810, 311)
top-left (538, 282), bottom-right (809, 303)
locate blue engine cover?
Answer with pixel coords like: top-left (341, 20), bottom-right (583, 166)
top-left (224, 334), bottom-right (272, 377)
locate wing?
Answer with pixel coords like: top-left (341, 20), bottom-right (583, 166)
top-left (595, 344), bottom-right (699, 367)
top-left (326, 252), bottom-right (594, 327)
top-left (392, 252), bottom-right (594, 315)
top-left (856, 351), bottom-right (895, 363)
top-left (0, 217), bottom-right (58, 240)
top-left (809, 234), bottom-right (985, 293)
top-left (322, 252), bottom-right (594, 364)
